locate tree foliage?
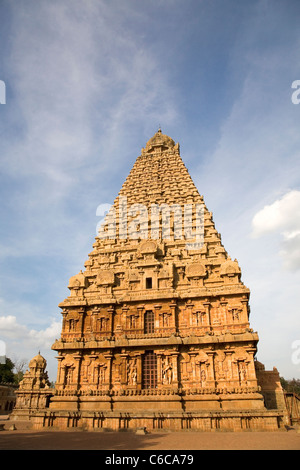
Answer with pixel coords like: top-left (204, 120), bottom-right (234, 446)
top-left (0, 356), bottom-right (27, 384)
top-left (0, 357), bottom-right (16, 384)
top-left (280, 377), bottom-right (300, 395)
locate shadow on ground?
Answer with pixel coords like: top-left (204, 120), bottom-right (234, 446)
top-left (0, 429), bottom-right (165, 450)
top-left (1, 416), bottom-right (300, 450)
top-left (1, 428), bottom-right (300, 450)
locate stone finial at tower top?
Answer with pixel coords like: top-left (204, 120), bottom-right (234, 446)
top-left (143, 128), bottom-right (176, 153)
top-left (28, 352), bottom-right (47, 372)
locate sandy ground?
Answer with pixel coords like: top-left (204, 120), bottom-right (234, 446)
top-left (1, 417), bottom-right (300, 450)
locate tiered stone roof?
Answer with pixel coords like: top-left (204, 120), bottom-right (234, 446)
top-left (56, 129), bottom-right (249, 340)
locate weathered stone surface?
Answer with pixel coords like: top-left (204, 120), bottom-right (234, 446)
top-left (12, 130), bottom-right (288, 431)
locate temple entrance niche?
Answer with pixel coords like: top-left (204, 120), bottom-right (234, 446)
top-left (180, 350), bottom-right (213, 388)
top-left (63, 364), bottom-right (74, 388)
top-left (93, 355), bottom-right (108, 388)
top-left (194, 351), bottom-right (210, 387)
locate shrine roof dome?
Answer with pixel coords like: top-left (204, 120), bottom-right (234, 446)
top-left (145, 128), bottom-right (175, 152)
top-left (29, 352), bottom-right (47, 368)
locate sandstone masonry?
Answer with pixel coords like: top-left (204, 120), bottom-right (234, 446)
top-left (12, 130), bottom-right (288, 432)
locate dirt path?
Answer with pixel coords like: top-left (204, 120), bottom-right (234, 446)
top-left (1, 427), bottom-right (300, 450)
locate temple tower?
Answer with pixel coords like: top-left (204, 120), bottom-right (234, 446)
top-left (11, 353), bottom-right (52, 421)
top-left (35, 130), bottom-right (286, 431)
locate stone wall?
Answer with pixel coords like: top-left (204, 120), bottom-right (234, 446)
top-left (0, 384), bottom-right (16, 414)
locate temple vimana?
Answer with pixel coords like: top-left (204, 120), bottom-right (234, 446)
top-left (11, 129), bottom-right (288, 431)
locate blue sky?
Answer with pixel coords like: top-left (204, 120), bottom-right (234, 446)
top-left (0, 0), bottom-right (300, 382)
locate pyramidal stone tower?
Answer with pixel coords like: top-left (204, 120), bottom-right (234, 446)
top-left (31, 130), bottom-right (286, 431)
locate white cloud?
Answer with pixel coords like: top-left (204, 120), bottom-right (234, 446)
top-left (0, 314), bottom-right (61, 381)
top-left (252, 190), bottom-right (300, 237)
top-left (0, 315), bottom-right (28, 339)
top-left (251, 190), bottom-right (300, 271)
top-left (280, 233), bottom-right (300, 271)
top-left (0, 315), bottom-right (61, 349)
top-left (28, 320), bottom-right (62, 348)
